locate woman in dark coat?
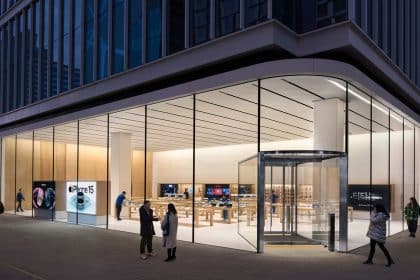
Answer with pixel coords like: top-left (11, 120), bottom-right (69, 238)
top-left (364, 204), bottom-right (394, 267)
top-left (404, 197), bottom-right (419, 237)
top-left (140, 200), bottom-right (160, 260)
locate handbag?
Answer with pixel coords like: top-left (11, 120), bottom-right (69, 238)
top-left (162, 214), bottom-right (170, 236)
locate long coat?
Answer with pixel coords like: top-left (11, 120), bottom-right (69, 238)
top-left (161, 212), bottom-right (178, 249)
top-left (140, 206), bottom-right (158, 236)
top-left (366, 212), bottom-right (389, 243)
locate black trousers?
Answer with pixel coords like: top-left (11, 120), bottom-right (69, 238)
top-left (116, 206), bottom-right (122, 219)
top-left (367, 239), bottom-right (392, 263)
top-left (16, 201), bottom-right (23, 212)
top-left (407, 220), bottom-right (418, 234)
top-left (140, 235), bottom-right (153, 254)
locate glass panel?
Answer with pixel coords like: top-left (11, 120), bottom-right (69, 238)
top-left (16, 132), bottom-right (33, 216)
top-left (166, 0), bottom-right (185, 54)
top-left (128, 0), bottom-right (142, 68)
top-left (215, 0), bottom-right (240, 37)
top-left (33, 127), bottom-right (54, 220)
top-left (404, 121), bottom-right (415, 230)
top-left (51, 0), bottom-right (59, 96)
top-left (16, 15), bottom-right (23, 108)
top-left (61, 0), bottom-right (70, 92)
top-left (112, 0), bottom-right (124, 74)
top-left (54, 122), bottom-right (78, 223)
top-left (98, 0), bottom-right (109, 79)
top-left (41, 0), bottom-right (49, 99)
top-left (195, 81), bottom-right (257, 251)
top-left (146, 0), bottom-right (162, 62)
top-left (190, 0), bottom-right (210, 46)
top-left (84, 0), bottom-right (94, 83)
top-left (24, 8), bottom-right (31, 104)
top-left (347, 84), bottom-right (371, 250)
top-left (1, 136), bottom-right (16, 214)
top-left (78, 116), bottom-right (109, 227)
top-left (390, 111), bottom-right (403, 234)
top-left (238, 156), bottom-right (257, 250)
top-left (72, 0), bottom-right (82, 88)
top-left (146, 97), bottom-right (194, 242)
top-left (245, 0), bottom-right (267, 27)
top-left (108, 107), bottom-right (146, 233)
top-left (9, 19), bottom-right (15, 110)
top-left (32, 1), bottom-right (40, 102)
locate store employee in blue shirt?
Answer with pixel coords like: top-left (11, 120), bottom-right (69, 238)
top-left (115, 191), bottom-right (127, 221)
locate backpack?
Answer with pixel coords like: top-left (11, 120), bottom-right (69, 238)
top-left (0, 201), bottom-right (4, 214)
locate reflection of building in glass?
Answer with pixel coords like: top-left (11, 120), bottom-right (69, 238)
top-left (0, 0), bottom-right (419, 253)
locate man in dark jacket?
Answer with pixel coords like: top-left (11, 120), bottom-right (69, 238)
top-left (140, 200), bottom-right (160, 260)
top-left (16, 188), bottom-right (25, 212)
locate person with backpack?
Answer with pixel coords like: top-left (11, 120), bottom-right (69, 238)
top-left (363, 204), bottom-right (394, 267)
top-left (404, 197), bottom-right (419, 238)
top-left (161, 203), bottom-right (179, 262)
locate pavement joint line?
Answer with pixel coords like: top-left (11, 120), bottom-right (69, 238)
top-left (0, 261), bottom-right (47, 280)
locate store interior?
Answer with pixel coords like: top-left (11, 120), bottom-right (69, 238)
top-left (1, 75), bottom-right (419, 251)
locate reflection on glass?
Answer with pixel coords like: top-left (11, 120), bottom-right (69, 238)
top-left (146, 0), bottom-right (162, 62)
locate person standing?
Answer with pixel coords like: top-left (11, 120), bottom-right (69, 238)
top-left (140, 200), bottom-right (160, 260)
top-left (183, 188), bottom-right (189, 200)
top-left (364, 204), bottom-right (394, 267)
top-left (161, 203), bottom-right (179, 262)
top-left (270, 190), bottom-right (278, 214)
top-left (16, 188), bottom-right (25, 212)
top-left (115, 191), bottom-right (126, 221)
top-left (404, 197), bottom-right (419, 238)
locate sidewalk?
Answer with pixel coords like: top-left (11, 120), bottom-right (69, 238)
top-left (0, 214), bottom-right (419, 280)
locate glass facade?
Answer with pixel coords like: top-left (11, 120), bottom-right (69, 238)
top-left (112, 0), bottom-right (124, 73)
top-left (1, 75), bottom-right (418, 252)
top-left (146, 0), bottom-right (162, 62)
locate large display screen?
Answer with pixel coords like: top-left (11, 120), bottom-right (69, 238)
top-left (239, 184), bottom-right (253, 195)
top-left (32, 181), bottom-right (56, 210)
top-left (348, 185), bottom-right (391, 212)
top-left (205, 184), bottom-right (230, 199)
top-left (66, 181), bottom-right (97, 215)
top-left (160, 184), bottom-right (179, 197)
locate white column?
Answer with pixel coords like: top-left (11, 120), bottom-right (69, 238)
top-left (111, 132), bottom-right (132, 217)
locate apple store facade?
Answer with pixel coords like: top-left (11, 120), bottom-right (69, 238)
top-left (0, 60), bottom-right (419, 252)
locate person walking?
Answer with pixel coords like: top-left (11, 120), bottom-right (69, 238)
top-left (140, 200), bottom-right (160, 260)
top-left (115, 191), bottom-right (126, 221)
top-left (161, 203), bottom-right (179, 262)
top-left (363, 204), bottom-right (394, 267)
top-left (404, 197), bottom-right (419, 238)
top-left (16, 188), bottom-right (25, 212)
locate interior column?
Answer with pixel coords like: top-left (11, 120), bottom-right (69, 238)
top-left (111, 132), bottom-right (132, 218)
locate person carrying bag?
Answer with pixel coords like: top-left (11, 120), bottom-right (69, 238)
top-left (161, 203), bottom-right (178, 262)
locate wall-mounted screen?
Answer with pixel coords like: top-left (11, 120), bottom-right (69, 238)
top-left (239, 184), bottom-right (253, 194)
top-left (348, 185), bottom-right (391, 212)
top-left (32, 181), bottom-right (56, 210)
top-left (66, 181), bottom-right (97, 215)
top-left (205, 184), bottom-right (230, 199)
top-left (160, 184), bottom-right (179, 197)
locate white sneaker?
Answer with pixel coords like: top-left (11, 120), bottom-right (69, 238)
top-left (147, 252), bottom-right (157, 257)
top-left (140, 254), bottom-right (148, 260)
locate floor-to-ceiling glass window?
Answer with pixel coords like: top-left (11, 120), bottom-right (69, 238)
top-left (72, 0), bottom-right (82, 88)
top-left (215, 0), bottom-right (240, 37)
top-left (78, 116), bottom-right (109, 227)
top-left (84, 0), bottom-right (94, 84)
top-left (41, 0), bottom-right (49, 99)
top-left (403, 120), bottom-right (415, 230)
top-left (1, 136), bottom-right (16, 214)
top-left (61, 0), bottom-right (70, 93)
top-left (97, 0), bottom-right (109, 79)
top-left (9, 19), bottom-right (15, 110)
top-left (166, 0), bottom-right (184, 55)
top-left (190, 0), bottom-right (210, 46)
top-left (53, 122), bottom-right (78, 223)
top-left (194, 81), bottom-right (257, 250)
top-left (112, 0), bottom-right (124, 74)
top-left (128, 0), bottom-right (142, 68)
top-left (244, 0), bottom-right (267, 27)
top-left (347, 84), bottom-right (371, 250)
top-left (146, 97), bottom-right (194, 241)
top-left (16, 14), bottom-right (23, 108)
top-left (32, 1), bottom-right (40, 102)
top-left (146, 0), bottom-right (162, 62)
top-left (0, 27), bottom-right (4, 113)
top-left (16, 133), bottom-right (33, 216)
top-left (390, 110), bottom-right (404, 234)
top-left (24, 8), bottom-right (31, 105)
top-left (51, 0), bottom-right (59, 96)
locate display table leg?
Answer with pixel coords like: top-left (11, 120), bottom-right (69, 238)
top-left (210, 211), bottom-right (214, 226)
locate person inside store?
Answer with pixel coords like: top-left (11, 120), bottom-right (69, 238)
top-left (404, 197), bottom-right (419, 238)
top-left (140, 200), bottom-right (161, 260)
top-left (161, 203), bottom-right (179, 262)
top-left (363, 203), bottom-right (394, 267)
top-left (183, 188), bottom-right (189, 200)
top-left (115, 191), bottom-right (127, 221)
top-left (16, 188), bottom-right (25, 212)
top-left (270, 190), bottom-right (278, 214)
